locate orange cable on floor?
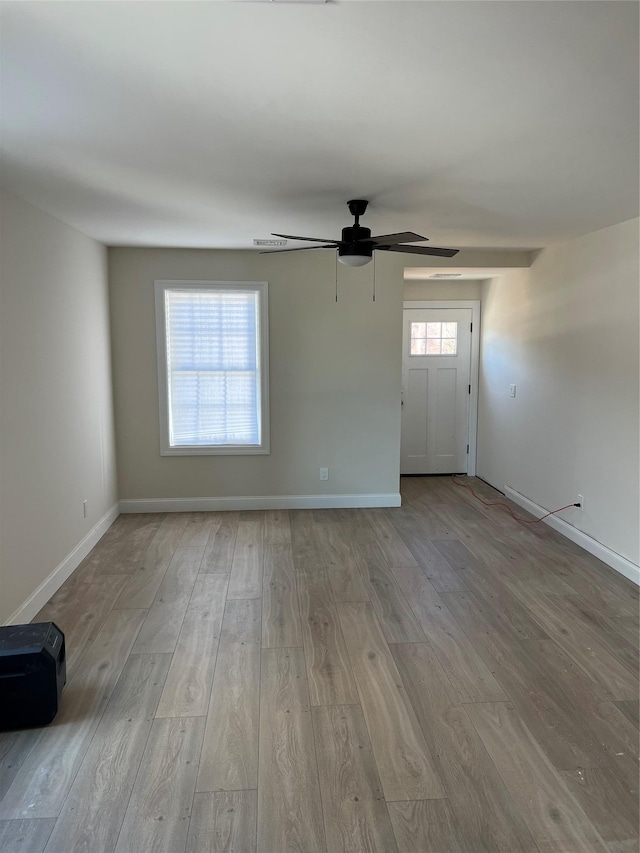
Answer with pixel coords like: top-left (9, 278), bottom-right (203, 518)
top-left (451, 476), bottom-right (578, 525)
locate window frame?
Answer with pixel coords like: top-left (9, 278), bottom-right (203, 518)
top-left (154, 280), bottom-right (270, 456)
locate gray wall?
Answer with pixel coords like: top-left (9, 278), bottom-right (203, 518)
top-left (109, 248), bottom-right (406, 502)
top-left (403, 279), bottom-right (482, 302)
top-left (0, 191), bottom-right (118, 622)
top-left (478, 217), bottom-right (639, 565)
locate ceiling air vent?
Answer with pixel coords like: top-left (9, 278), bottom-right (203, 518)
top-left (428, 273), bottom-right (462, 279)
top-left (254, 239), bottom-right (287, 247)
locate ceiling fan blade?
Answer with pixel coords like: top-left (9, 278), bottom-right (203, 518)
top-left (260, 244), bottom-right (337, 254)
top-left (272, 233), bottom-right (339, 243)
top-left (368, 231), bottom-right (427, 246)
top-left (379, 244), bottom-right (459, 258)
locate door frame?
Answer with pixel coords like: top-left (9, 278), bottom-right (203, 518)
top-left (402, 300), bottom-right (480, 476)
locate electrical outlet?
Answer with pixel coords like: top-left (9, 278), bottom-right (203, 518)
top-left (509, 384), bottom-right (517, 398)
top-left (319, 467), bottom-right (329, 481)
top-left (577, 494), bottom-right (584, 511)
top-left (83, 500), bottom-right (88, 518)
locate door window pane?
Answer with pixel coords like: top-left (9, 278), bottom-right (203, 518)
top-left (410, 322), bottom-right (427, 355)
top-left (411, 319), bottom-right (458, 355)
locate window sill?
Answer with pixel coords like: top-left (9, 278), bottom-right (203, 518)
top-left (160, 444), bottom-right (270, 456)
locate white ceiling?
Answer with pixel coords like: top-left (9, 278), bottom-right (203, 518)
top-left (1, 1), bottom-right (638, 251)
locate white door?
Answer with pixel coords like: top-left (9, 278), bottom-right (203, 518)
top-left (401, 307), bottom-right (472, 474)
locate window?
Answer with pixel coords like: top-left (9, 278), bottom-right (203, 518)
top-left (155, 281), bottom-right (269, 455)
top-left (410, 321), bottom-right (458, 355)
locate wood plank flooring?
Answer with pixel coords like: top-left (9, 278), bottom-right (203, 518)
top-left (0, 477), bottom-right (637, 852)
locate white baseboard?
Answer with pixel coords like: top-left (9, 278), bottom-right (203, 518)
top-left (504, 486), bottom-right (639, 586)
top-left (4, 503), bottom-right (120, 626)
top-left (120, 493), bottom-right (402, 513)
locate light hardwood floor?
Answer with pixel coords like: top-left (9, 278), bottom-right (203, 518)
top-left (0, 477), bottom-right (638, 852)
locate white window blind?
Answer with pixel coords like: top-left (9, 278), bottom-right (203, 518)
top-left (156, 282), bottom-right (269, 454)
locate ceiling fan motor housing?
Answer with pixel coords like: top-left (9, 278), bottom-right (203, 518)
top-left (338, 231), bottom-right (373, 261)
top-left (341, 225), bottom-right (371, 244)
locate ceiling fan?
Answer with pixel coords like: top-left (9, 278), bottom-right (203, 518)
top-left (260, 199), bottom-right (459, 266)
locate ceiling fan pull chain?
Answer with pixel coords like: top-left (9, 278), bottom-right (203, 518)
top-left (335, 250), bottom-right (338, 303)
top-left (373, 253), bottom-right (376, 302)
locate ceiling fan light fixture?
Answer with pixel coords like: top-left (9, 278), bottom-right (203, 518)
top-left (338, 253), bottom-right (373, 267)
top-left (338, 241), bottom-right (373, 267)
